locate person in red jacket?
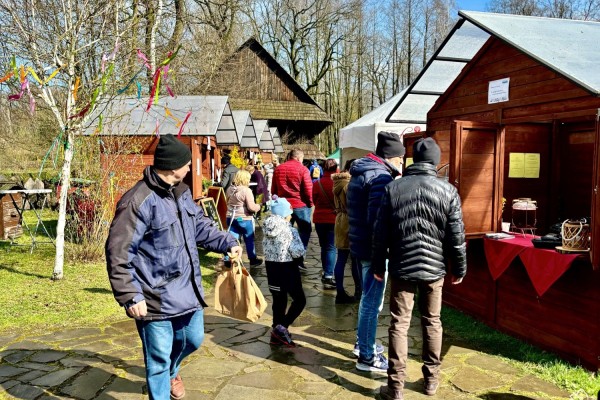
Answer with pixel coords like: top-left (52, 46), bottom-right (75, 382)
top-left (271, 149), bottom-right (313, 249)
top-left (312, 158), bottom-right (338, 289)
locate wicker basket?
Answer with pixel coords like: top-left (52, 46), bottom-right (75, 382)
top-left (561, 219), bottom-right (590, 251)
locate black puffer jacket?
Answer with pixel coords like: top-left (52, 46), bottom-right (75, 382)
top-left (372, 162), bottom-right (466, 281)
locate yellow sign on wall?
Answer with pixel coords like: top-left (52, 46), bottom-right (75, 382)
top-left (508, 153), bottom-right (540, 178)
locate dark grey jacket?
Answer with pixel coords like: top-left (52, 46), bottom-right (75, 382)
top-left (372, 162), bottom-right (467, 281)
top-left (221, 163), bottom-right (239, 193)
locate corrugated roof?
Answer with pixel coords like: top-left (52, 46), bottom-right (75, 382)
top-left (271, 127), bottom-right (284, 153)
top-left (387, 20), bottom-right (490, 123)
top-left (215, 102), bottom-right (238, 144)
top-left (255, 120), bottom-right (275, 151)
top-left (388, 12), bottom-right (600, 123)
top-left (240, 113), bottom-right (260, 148)
top-left (231, 110), bottom-right (253, 146)
top-left (229, 99), bottom-right (332, 122)
top-left (85, 95), bottom-right (230, 136)
top-left (460, 11), bottom-right (600, 94)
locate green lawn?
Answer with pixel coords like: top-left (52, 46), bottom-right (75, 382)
top-left (1, 211), bottom-right (598, 398)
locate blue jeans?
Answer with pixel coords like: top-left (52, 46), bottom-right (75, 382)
top-left (334, 249), bottom-right (362, 296)
top-left (357, 258), bottom-right (387, 361)
top-left (315, 223), bottom-right (335, 278)
top-left (291, 206), bottom-right (312, 249)
top-left (226, 217), bottom-right (257, 260)
top-left (135, 309), bottom-right (204, 400)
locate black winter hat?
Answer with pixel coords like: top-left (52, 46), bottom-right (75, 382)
top-left (413, 137), bottom-right (441, 165)
top-left (153, 134), bottom-right (191, 170)
top-left (221, 155), bottom-right (231, 165)
top-left (375, 131), bottom-right (405, 159)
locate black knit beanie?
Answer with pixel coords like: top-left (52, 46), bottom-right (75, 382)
top-left (413, 137), bottom-right (441, 165)
top-left (221, 155), bottom-right (231, 165)
top-left (153, 134), bottom-right (191, 170)
top-left (375, 131), bottom-right (405, 159)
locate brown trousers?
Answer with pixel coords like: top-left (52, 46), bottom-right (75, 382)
top-left (387, 277), bottom-right (444, 391)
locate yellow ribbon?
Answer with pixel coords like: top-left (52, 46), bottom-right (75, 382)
top-left (26, 67), bottom-right (42, 85)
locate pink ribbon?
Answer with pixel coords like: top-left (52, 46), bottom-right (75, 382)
top-left (177, 111), bottom-right (191, 138)
top-left (137, 49), bottom-right (152, 70)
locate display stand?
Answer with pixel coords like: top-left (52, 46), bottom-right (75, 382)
top-left (0, 189), bottom-right (55, 252)
top-left (207, 186), bottom-right (228, 230)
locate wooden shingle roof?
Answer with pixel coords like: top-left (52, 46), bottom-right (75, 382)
top-left (229, 99), bottom-right (332, 122)
top-left (282, 144), bottom-right (326, 159)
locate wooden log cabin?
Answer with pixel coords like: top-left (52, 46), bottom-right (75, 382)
top-left (203, 37), bottom-right (332, 141)
top-left (396, 11), bottom-right (600, 369)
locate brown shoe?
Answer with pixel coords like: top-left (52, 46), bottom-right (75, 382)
top-left (424, 378), bottom-right (439, 396)
top-left (379, 385), bottom-right (403, 400)
top-left (170, 374), bottom-right (185, 399)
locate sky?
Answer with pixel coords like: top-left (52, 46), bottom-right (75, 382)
top-left (456, 0), bottom-right (488, 12)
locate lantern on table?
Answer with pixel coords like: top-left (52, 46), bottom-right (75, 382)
top-left (511, 198), bottom-right (537, 235)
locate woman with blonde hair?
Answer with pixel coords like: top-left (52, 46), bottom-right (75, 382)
top-left (226, 170), bottom-right (262, 267)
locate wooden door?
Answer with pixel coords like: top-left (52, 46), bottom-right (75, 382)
top-left (592, 116), bottom-right (600, 270)
top-left (450, 121), bottom-right (504, 237)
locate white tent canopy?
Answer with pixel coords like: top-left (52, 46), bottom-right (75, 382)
top-left (339, 89), bottom-right (425, 163)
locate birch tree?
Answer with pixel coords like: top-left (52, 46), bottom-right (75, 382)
top-left (0, 0), bottom-right (130, 279)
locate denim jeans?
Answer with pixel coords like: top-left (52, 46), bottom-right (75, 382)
top-left (388, 278), bottom-right (444, 391)
top-left (226, 217), bottom-right (257, 260)
top-left (334, 249), bottom-right (362, 296)
top-left (315, 223), bottom-right (335, 277)
top-left (291, 206), bottom-right (312, 249)
top-left (356, 258), bottom-right (387, 361)
top-left (135, 309), bottom-right (204, 400)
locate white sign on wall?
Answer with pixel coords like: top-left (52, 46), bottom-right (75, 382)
top-left (488, 78), bottom-right (510, 104)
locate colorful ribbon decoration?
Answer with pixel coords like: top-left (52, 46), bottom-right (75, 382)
top-left (165, 107), bottom-right (182, 127)
top-left (177, 111), bottom-right (191, 138)
top-left (137, 49), bottom-right (152, 70)
top-left (72, 77), bottom-right (81, 101)
top-left (0, 71), bottom-right (14, 83)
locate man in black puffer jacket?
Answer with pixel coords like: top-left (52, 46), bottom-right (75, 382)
top-left (373, 137), bottom-right (466, 400)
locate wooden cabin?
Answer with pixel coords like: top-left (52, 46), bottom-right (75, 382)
top-left (0, 183), bottom-right (23, 240)
top-left (204, 38), bottom-right (332, 141)
top-left (87, 96), bottom-right (235, 202)
top-left (411, 11), bottom-right (600, 369)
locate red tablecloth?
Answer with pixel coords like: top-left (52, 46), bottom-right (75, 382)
top-left (483, 235), bottom-right (580, 296)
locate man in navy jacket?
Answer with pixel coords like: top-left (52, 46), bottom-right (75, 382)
top-left (347, 131), bottom-right (405, 373)
top-left (106, 134), bottom-right (242, 400)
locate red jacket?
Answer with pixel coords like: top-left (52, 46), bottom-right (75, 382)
top-left (312, 172), bottom-right (336, 224)
top-left (272, 159), bottom-right (313, 209)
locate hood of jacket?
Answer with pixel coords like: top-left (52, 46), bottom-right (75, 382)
top-left (332, 171), bottom-right (350, 194)
top-left (262, 214), bottom-right (291, 238)
top-left (349, 154), bottom-right (399, 180)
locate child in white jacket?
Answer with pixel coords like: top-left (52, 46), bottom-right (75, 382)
top-left (262, 196), bottom-right (306, 347)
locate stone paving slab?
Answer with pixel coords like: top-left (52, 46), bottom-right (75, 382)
top-left (0, 230), bottom-right (578, 400)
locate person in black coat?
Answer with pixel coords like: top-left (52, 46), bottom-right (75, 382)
top-left (372, 137), bottom-right (466, 400)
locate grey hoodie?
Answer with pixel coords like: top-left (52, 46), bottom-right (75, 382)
top-left (262, 214), bottom-right (305, 262)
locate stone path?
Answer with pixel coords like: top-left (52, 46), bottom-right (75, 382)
top-left (0, 230), bottom-right (574, 400)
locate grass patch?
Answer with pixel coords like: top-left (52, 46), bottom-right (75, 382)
top-left (0, 210), bottom-right (223, 336)
top-left (442, 305), bottom-right (600, 398)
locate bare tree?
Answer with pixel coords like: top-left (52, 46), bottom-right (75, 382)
top-left (0, 0), bottom-right (132, 279)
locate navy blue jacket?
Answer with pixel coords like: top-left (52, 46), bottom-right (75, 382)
top-left (347, 154), bottom-right (399, 260)
top-left (372, 162), bottom-right (467, 281)
top-left (106, 166), bottom-right (237, 320)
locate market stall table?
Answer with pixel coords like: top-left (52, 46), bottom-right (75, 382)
top-left (483, 234), bottom-right (582, 296)
top-left (0, 189), bottom-right (55, 252)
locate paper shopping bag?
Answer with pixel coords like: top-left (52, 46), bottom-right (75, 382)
top-left (214, 259), bottom-right (267, 322)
